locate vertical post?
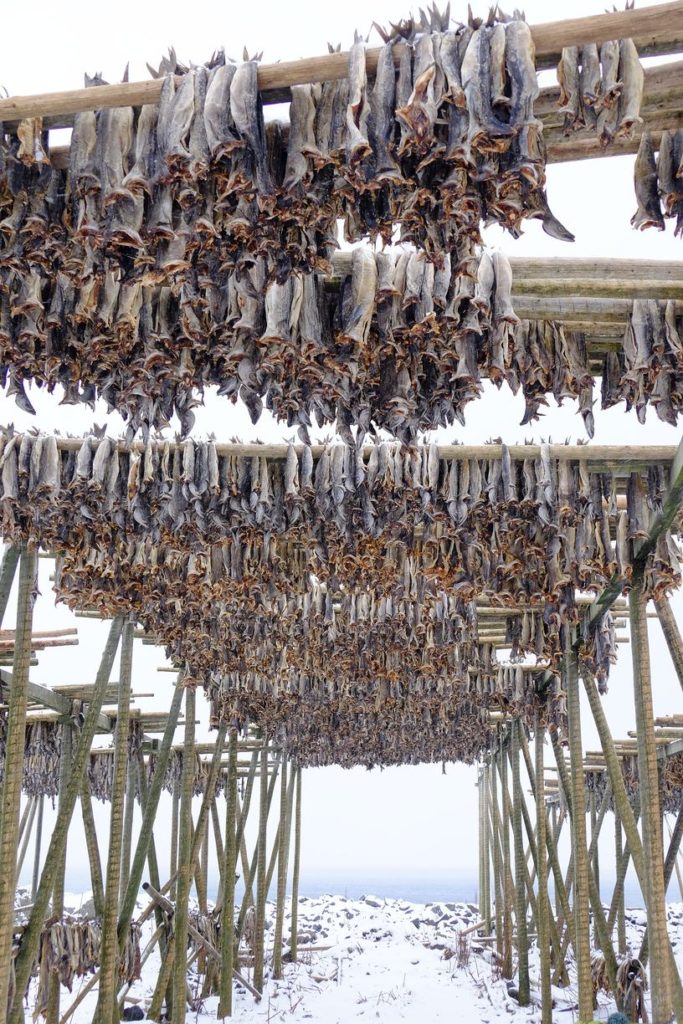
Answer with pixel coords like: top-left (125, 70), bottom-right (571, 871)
top-left (15, 797), bottom-right (37, 880)
top-left (200, 812), bottom-right (209, 915)
top-left (81, 778), bottom-right (105, 918)
top-left (8, 617), bottom-right (124, 1024)
top-left (630, 575), bottom-right (673, 1021)
top-left (564, 645), bottom-right (593, 1024)
top-left (478, 769), bottom-right (484, 929)
top-left (482, 765), bottom-right (491, 933)
top-left (95, 618), bottom-right (134, 1024)
top-left (510, 722), bottom-right (529, 1004)
top-left (290, 766), bottom-right (302, 964)
top-left (489, 758), bottom-right (503, 961)
top-left (31, 794), bottom-right (44, 900)
top-left (498, 742), bottom-right (513, 980)
top-left (535, 716), bottom-right (552, 1024)
top-left (170, 776), bottom-right (180, 901)
top-left (218, 728), bottom-right (238, 1017)
top-left (0, 546), bottom-right (19, 627)
top-left (119, 752), bottom-right (136, 905)
top-left (0, 546), bottom-right (36, 1024)
top-left (253, 738), bottom-right (269, 993)
top-left (615, 809), bottom-right (627, 955)
top-left (581, 668), bottom-right (683, 1019)
top-left (654, 595), bottom-right (683, 692)
top-left (118, 671), bottom-right (185, 946)
top-left (172, 686), bottom-right (196, 1024)
top-left (273, 754), bottom-right (288, 980)
top-left (45, 723), bottom-right (73, 1024)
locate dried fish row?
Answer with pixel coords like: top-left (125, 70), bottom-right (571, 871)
top-left (146, 748), bottom-right (222, 798)
top-left (631, 128), bottom-right (683, 236)
top-left (0, 13), bottom-right (563, 281)
top-left (601, 298), bottom-right (683, 427)
top-left (0, 719), bottom-right (61, 799)
top-left (0, 433), bottom-right (677, 763)
top-left (32, 919), bottom-right (140, 1015)
top-left (2, 238), bottom-right (681, 437)
top-left (228, 693), bottom-right (494, 769)
top-left (585, 752), bottom-right (683, 816)
top-left (557, 38), bottom-right (644, 147)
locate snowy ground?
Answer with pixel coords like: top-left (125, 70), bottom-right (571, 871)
top-left (22, 893), bottom-right (683, 1022)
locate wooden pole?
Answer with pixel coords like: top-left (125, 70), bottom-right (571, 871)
top-left (169, 776), bottom-right (180, 902)
top-left (45, 723), bottom-right (73, 1024)
top-left (498, 743), bottom-right (513, 980)
top-left (488, 760), bottom-right (503, 964)
top-left (582, 670), bottom-right (683, 1019)
top-left (640, 804), bottom-right (683, 964)
top-left (171, 686), bottom-right (196, 1024)
top-left (273, 754), bottom-right (291, 980)
top-left (654, 596), bottom-right (683, 694)
top-left (614, 810), bottom-right (627, 956)
top-left (218, 728), bottom-right (238, 1018)
top-left (519, 731), bottom-right (574, 944)
top-left (535, 718), bottom-right (552, 1024)
top-left (15, 796), bottom-right (37, 881)
top-left (95, 619), bottom-right (134, 1024)
top-left (562, 645), bottom-right (593, 1024)
top-left (510, 723), bottom-right (529, 1005)
top-left (80, 779), bottom-right (105, 918)
top-left (199, 812), bottom-right (209, 916)
top-left (290, 767), bottom-right (302, 963)
top-left (253, 739), bottom-right (269, 994)
top-left (0, 548), bottom-right (36, 1024)
top-left (31, 794), bottom-right (44, 900)
top-left (630, 575), bottom-right (673, 1022)
top-left (0, 548), bottom-right (19, 629)
top-left (0, 1), bottom-right (680, 124)
top-left (235, 753), bottom-right (282, 941)
top-left (482, 765), bottom-right (491, 934)
top-left (8, 617), bottom-right (124, 1024)
top-left (119, 753), bottom-right (137, 905)
top-left (117, 672), bottom-right (184, 947)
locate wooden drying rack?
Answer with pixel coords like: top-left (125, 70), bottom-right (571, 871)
top-left (2, 1), bottom-right (683, 168)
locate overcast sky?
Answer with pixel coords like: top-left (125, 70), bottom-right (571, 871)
top-left (2, 0), bottom-right (682, 891)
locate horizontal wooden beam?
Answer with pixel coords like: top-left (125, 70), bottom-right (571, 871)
top-left (0, 669), bottom-right (112, 732)
top-left (49, 438), bottom-right (679, 466)
top-left (0, 2), bottom-right (680, 126)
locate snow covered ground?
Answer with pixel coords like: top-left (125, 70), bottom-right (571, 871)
top-left (27, 893), bottom-right (683, 1023)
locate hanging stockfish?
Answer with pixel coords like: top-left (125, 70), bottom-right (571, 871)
top-left (557, 37), bottom-right (643, 146)
top-left (32, 918), bottom-right (141, 1016)
top-left (0, 6), bottom-right (578, 439)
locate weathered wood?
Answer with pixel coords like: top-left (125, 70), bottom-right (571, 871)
top-left (171, 686), bottom-right (196, 1024)
top-left (2, 2), bottom-right (680, 124)
top-left (117, 673), bottom-right (184, 948)
top-left (0, 548), bottom-right (36, 1024)
top-left (630, 574), bottom-right (673, 1020)
top-left (95, 620), bottom-right (134, 1024)
top-left (46, 723), bottom-right (73, 1024)
top-left (654, 596), bottom-right (683, 694)
top-left (290, 768), bottom-right (302, 964)
top-left (510, 724), bottom-right (529, 1005)
top-left (31, 794), bottom-right (44, 900)
top-left (80, 778), bottom-right (105, 919)
top-left (562, 647), bottom-right (593, 1024)
top-left (218, 729), bottom-right (238, 1018)
top-left (534, 719), bottom-right (552, 1024)
top-left (9, 617), bottom-right (124, 1024)
top-left (0, 548), bottom-right (19, 631)
top-left (49, 436), bottom-right (680, 467)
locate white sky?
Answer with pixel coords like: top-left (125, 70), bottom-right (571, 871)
top-left (1, 0), bottom-right (682, 889)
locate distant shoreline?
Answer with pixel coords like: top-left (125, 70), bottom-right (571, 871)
top-left (50, 868), bottom-right (672, 911)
